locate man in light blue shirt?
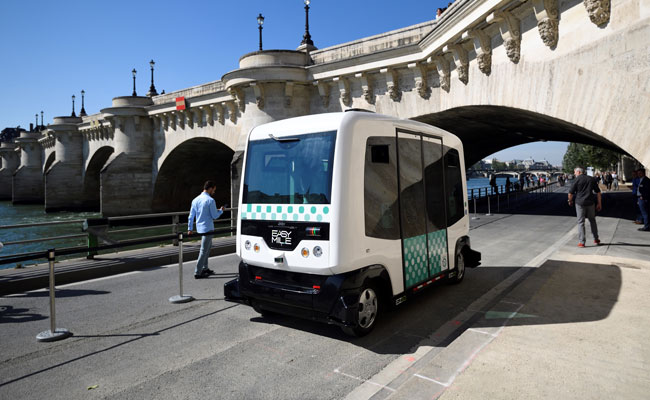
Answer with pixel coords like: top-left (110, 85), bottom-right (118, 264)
top-left (188, 180), bottom-right (224, 278)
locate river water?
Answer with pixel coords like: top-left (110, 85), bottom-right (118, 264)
top-left (0, 201), bottom-right (100, 270)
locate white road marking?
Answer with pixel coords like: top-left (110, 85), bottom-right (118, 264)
top-left (334, 368), bottom-right (396, 392)
top-left (414, 373), bottom-right (449, 387)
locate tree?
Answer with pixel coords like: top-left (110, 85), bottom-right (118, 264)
top-left (562, 143), bottom-right (620, 172)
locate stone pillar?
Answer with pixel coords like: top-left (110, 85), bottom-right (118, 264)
top-left (44, 116), bottom-right (84, 212)
top-left (100, 96), bottom-right (154, 216)
top-left (12, 131), bottom-right (44, 204)
top-left (0, 142), bottom-right (19, 200)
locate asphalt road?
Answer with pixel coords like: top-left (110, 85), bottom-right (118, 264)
top-left (0, 186), bottom-right (643, 399)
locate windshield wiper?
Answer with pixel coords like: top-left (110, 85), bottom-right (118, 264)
top-left (269, 134), bottom-right (300, 143)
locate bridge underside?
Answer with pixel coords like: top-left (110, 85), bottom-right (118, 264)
top-left (152, 138), bottom-right (233, 213)
top-left (415, 106), bottom-right (624, 167)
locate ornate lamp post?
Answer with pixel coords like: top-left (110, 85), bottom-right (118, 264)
top-left (301, 0), bottom-right (314, 47)
top-left (132, 68), bottom-right (137, 96)
top-left (147, 60), bottom-right (158, 97)
top-left (35, 113), bottom-right (38, 129)
top-left (257, 13), bottom-right (264, 51)
top-left (71, 94), bottom-right (76, 117)
top-left (40, 111), bottom-right (44, 126)
top-left (80, 90), bottom-right (87, 117)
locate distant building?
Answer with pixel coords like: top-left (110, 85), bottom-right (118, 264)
top-left (0, 127), bottom-right (26, 143)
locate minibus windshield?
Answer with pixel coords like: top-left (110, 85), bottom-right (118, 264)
top-left (243, 130), bottom-right (336, 204)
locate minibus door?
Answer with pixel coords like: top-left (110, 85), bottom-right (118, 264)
top-left (422, 136), bottom-right (449, 276)
top-left (397, 132), bottom-right (429, 289)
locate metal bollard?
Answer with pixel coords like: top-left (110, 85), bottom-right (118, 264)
top-left (36, 249), bottom-right (72, 342)
top-left (486, 195), bottom-right (492, 216)
top-left (497, 193), bottom-right (500, 212)
top-left (472, 197), bottom-right (480, 220)
top-left (169, 233), bottom-right (194, 304)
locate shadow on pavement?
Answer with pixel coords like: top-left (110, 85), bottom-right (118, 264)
top-left (0, 305), bottom-right (47, 324)
top-left (247, 260), bottom-right (621, 354)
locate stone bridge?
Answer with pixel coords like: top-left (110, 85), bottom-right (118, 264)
top-left (1, 0), bottom-right (648, 215)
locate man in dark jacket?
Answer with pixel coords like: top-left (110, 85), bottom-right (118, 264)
top-left (637, 169), bottom-right (650, 232)
top-left (568, 167), bottom-right (602, 247)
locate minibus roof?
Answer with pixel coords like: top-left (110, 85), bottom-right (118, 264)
top-left (248, 111), bottom-right (395, 141)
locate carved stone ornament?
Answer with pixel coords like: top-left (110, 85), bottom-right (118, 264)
top-left (443, 44), bottom-right (469, 85)
top-left (285, 82), bottom-right (294, 106)
top-left (462, 29), bottom-right (492, 76)
top-left (504, 38), bottom-right (521, 64)
top-left (583, 0), bottom-right (610, 26)
top-left (314, 81), bottom-right (330, 108)
top-left (431, 57), bottom-right (450, 93)
top-left (251, 83), bottom-right (265, 109)
top-left (538, 18), bottom-right (559, 48)
top-left (355, 73), bottom-right (374, 104)
top-left (333, 77), bottom-right (351, 106)
top-left (477, 52), bottom-right (492, 76)
top-left (486, 10), bottom-right (521, 64)
top-left (381, 68), bottom-right (400, 101)
top-left (225, 102), bottom-right (236, 123)
top-left (228, 87), bottom-right (245, 113)
top-left (215, 104), bottom-right (225, 125)
top-left (408, 63), bottom-right (428, 98)
top-left (532, 0), bottom-right (559, 48)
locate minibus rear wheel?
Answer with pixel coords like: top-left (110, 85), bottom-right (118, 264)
top-left (449, 250), bottom-right (466, 284)
top-left (342, 283), bottom-right (379, 337)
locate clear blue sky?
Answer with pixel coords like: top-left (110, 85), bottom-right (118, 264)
top-left (0, 0), bottom-right (566, 164)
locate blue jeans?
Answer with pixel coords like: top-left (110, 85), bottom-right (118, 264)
top-left (639, 198), bottom-right (649, 230)
top-left (195, 234), bottom-right (213, 275)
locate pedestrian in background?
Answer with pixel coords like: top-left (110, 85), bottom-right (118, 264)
top-left (490, 174), bottom-right (498, 195)
top-left (612, 171), bottom-right (618, 190)
top-left (637, 169), bottom-right (650, 232)
top-left (568, 167), bottom-right (602, 247)
top-left (188, 180), bottom-right (224, 279)
top-left (632, 169), bottom-right (643, 224)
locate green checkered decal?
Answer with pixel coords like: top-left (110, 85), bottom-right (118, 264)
top-left (403, 235), bottom-right (429, 288)
top-left (428, 229), bottom-right (448, 276)
top-left (240, 203), bottom-right (331, 223)
top-left (403, 229), bottom-right (448, 288)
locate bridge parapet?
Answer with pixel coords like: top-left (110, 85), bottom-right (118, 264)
top-left (0, 142), bottom-right (19, 200)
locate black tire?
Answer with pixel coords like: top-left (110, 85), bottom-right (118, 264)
top-left (341, 283), bottom-right (379, 337)
top-left (448, 250), bottom-right (465, 284)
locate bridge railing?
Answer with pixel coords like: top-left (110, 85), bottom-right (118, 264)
top-left (0, 208), bottom-right (238, 267)
top-left (468, 180), bottom-right (561, 217)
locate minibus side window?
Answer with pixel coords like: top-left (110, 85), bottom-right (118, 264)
top-left (364, 137), bottom-right (399, 239)
top-left (444, 148), bottom-right (464, 226)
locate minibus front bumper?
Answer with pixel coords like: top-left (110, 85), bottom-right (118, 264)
top-left (224, 261), bottom-right (368, 327)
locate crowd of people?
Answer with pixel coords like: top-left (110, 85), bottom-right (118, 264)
top-left (593, 171), bottom-right (619, 191)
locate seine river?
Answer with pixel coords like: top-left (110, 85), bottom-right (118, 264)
top-left (0, 177), bottom-right (522, 270)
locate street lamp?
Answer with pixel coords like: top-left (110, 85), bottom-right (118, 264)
top-left (71, 94), bottom-right (76, 117)
top-left (148, 59), bottom-right (158, 97)
top-left (257, 13), bottom-right (264, 51)
top-left (132, 68), bottom-right (137, 96)
top-left (40, 111), bottom-right (44, 126)
top-left (301, 0), bottom-right (314, 47)
top-left (80, 90), bottom-right (87, 117)
top-left (35, 113), bottom-right (38, 129)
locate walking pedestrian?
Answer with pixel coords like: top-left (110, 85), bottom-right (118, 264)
top-left (612, 171), bottom-right (618, 190)
top-left (637, 169), bottom-right (650, 232)
top-left (568, 167), bottom-right (602, 247)
top-left (505, 176), bottom-right (512, 193)
top-left (188, 180), bottom-right (224, 279)
top-left (632, 169), bottom-right (643, 224)
top-left (489, 174), bottom-right (498, 195)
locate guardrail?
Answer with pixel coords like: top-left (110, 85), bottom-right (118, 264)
top-left (0, 208), bottom-right (237, 264)
top-left (0, 224), bottom-right (236, 343)
top-left (468, 180), bottom-right (561, 219)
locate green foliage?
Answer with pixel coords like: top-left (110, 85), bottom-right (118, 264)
top-left (491, 158), bottom-right (508, 170)
top-left (562, 143), bottom-right (620, 172)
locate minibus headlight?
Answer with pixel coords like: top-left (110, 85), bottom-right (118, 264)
top-left (301, 247), bottom-right (309, 258)
top-left (244, 240), bottom-right (251, 250)
top-left (254, 243), bottom-right (260, 253)
top-left (313, 246), bottom-right (322, 257)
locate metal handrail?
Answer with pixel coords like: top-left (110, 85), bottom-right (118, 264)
top-left (2, 233), bottom-right (88, 246)
top-left (0, 219), bottom-right (86, 230)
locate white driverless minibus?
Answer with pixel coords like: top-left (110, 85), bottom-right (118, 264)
top-left (225, 110), bottom-right (480, 336)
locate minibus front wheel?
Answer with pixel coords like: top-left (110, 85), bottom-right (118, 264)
top-left (449, 250), bottom-right (466, 284)
top-left (341, 283), bottom-right (379, 337)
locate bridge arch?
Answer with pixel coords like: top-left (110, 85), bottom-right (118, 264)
top-left (152, 137), bottom-right (233, 212)
top-left (412, 106), bottom-right (624, 167)
top-left (82, 146), bottom-right (114, 210)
